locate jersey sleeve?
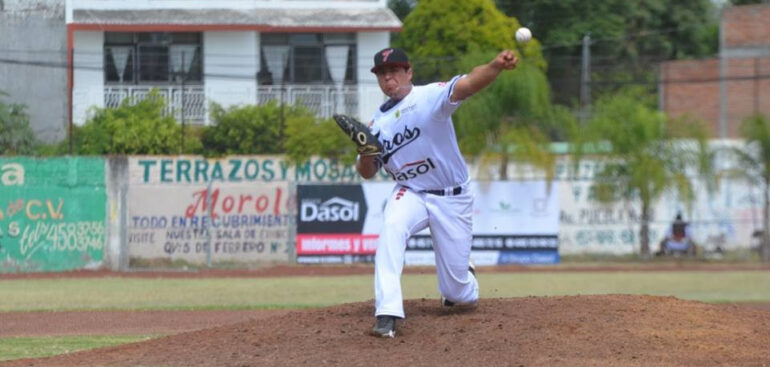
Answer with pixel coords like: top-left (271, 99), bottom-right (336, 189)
top-left (427, 74), bottom-right (465, 122)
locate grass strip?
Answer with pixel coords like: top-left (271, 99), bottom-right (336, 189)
top-left (1, 271), bottom-right (769, 312)
top-left (0, 335), bottom-right (157, 362)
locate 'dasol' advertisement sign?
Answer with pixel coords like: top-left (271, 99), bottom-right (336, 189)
top-left (295, 181), bottom-right (559, 265)
top-left (0, 158), bottom-right (106, 273)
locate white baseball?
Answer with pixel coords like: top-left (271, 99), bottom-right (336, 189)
top-left (515, 27), bottom-right (532, 43)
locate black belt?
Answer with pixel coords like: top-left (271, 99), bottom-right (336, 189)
top-left (422, 186), bottom-right (462, 196)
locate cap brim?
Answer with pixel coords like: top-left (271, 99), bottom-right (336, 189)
top-left (371, 62), bottom-right (411, 73)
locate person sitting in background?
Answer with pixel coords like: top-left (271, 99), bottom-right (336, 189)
top-left (656, 212), bottom-right (697, 257)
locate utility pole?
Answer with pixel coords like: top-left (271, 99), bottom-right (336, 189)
top-left (280, 76), bottom-right (285, 142)
top-left (754, 57), bottom-right (760, 114)
top-left (580, 33), bottom-right (591, 124)
top-left (180, 53), bottom-right (186, 154)
top-left (68, 47), bottom-right (74, 154)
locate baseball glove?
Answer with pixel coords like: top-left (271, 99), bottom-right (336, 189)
top-left (333, 114), bottom-right (383, 156)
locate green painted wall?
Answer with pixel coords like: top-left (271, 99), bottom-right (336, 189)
top-left (0, 157), bottom-right (106, 272)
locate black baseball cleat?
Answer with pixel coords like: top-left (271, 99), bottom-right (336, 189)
top-left (441, 262), bottom-right (477, 307)
top-left (371, 315), bottom-right (397, 338)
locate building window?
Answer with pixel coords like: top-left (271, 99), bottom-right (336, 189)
top-left (104, 32), bottom-right (203, 85)
top-left (260, 33), bottom-right (356, 85)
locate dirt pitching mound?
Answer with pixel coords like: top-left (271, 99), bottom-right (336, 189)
top-left (3, 294), bottom-right (769, 367)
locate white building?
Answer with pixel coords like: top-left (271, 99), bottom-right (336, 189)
top-left (66, 0), bottom-right (401, 125)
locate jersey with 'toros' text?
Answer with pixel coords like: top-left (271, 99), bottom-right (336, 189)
top-left (370, 75), bottom-right (469, 191)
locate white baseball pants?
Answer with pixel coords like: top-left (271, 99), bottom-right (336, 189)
top-left (374, 184), bottom-right (478, 319)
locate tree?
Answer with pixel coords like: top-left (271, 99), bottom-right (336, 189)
top-left (201, 101), bottom-right (341, 158)
top-left (495, 0), bottom-right (720, 105)
top-left (388, 0), bottom-right (416, 21)
top-left (573, 89), bottom-right (712, 258)
top-left (729, 114), bottom-right (770, 261)
top-left (454, 55), bottom-right (569, 180)
top-left (283, 115), bottom-right (357, 165)
top-left (71, 91), bottom-right (191, 154)
top-left (395, 0), bottom-right (556, 180)
top-left (396, 0), bottom-right (546, 83)
top-left (0, 92), bottom-right (36, 155)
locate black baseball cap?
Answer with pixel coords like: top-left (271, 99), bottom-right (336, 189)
top-left (371, 48), bottom-right (411, 73)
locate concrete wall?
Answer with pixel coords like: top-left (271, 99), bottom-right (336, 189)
top-left (2, 150), bottom-right (763, 272)
top-left (356, 31), bottom-right (389, 120)
top-left (71, 31), bottom-right (104, 124)
top-left (204, 31), bottom-right (259, 117)
top-left (0, 157), bottom-right (107, 273)
top-left (0, 1), bottom-right (67, 143)
top-left (3, 0), bottom-right (63, 14)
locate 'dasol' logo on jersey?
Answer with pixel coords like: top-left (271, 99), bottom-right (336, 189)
top-left (381, 125), bottom-right (421, 163)
top-left (300, 197), bottom-right (360, 222)
top-left (390, 158), bottom-right (436, 181)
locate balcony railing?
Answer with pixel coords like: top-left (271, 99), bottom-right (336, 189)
top-left (256, 85), bottom-right (359, 118)
top-left (104, 84), bottom-right (359, 124)
top-left (104, 85), bottom-right (206, 123)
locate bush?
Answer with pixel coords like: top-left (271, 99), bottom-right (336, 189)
top-left (201, 101), bottom-right (285, 156)
top-left (284, 114), bottom-right (357, 165)
top-left (0, 92), bottom-right (37, 155)
top-left (71, 90), bottom-right (190, 154)
top-left (202, 101), bottom-right (335, 157)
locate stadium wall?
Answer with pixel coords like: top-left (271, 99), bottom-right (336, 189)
top-left (0, 153), bottom-right (763, 272)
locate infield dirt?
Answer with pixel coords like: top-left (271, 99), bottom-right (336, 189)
top-left (1, 265), bottom-right (770, 367)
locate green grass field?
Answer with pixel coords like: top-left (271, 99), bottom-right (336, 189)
top-left (1, 269), bottom-right (769, 362)
top-left (0, 335), bottom-right (158, 362)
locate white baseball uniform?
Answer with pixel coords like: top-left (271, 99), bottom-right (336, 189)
top-left (369, 75), bottom-right (478, 319)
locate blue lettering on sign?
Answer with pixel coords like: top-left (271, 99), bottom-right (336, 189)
top-left (262, 160), bottom-right (275, 181)
top-left (498, 251), bottom-right (559, 265)
top-left (168, 214), bottom-right (295, 228)
top-left (228, 160), bottom-right (243, 182)
top-left (279, 160), bottom-right (291, 180)
top-left (177, 160), bottom-right (192, 182)
top-left (296, 161), bottom-right (312, 181)
top-left (195, 160), bottom-right (209, 182)
top-left (211, 161), bottom-right (224, 181)
top-left (244, 160), bottom-right (259, 180)
top-left (137, 158), bottom-right (366, 183)
top-left (161, 160), bottom-right (173, 182)
top-left (139, 160), bottom-right (157, 183)
top-left (313, 160), bottom-right (327, 180)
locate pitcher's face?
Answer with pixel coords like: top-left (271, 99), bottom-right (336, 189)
top-left (375, 66), bottom-right (413, 100)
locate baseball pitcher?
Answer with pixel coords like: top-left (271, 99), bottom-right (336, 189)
top-left (334, 47), bottom-right (518, 338)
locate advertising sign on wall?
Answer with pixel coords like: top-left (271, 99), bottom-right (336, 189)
top-left (295, 184), bottom-right (378, 263)
top-left (0, 158), bottom-right (106, 272)
top-left (127, 157), bottom-right (295, 266)
top-left (296, 182), bottom-right (560, 265)
top-left (406, 181), bottom-right (560, 265)
top-left (131, 155), bottom-right (389, 185)
top-left (552, 154), bottom-right (760, 255)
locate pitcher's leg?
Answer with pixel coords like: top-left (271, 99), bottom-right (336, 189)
top-left (427, 192), bottom-right (478, 305)
top-left (374, 186), bottom-right (428, 318)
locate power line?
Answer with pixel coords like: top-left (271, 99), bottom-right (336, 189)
top-left (4, 55), bottom-right (770, 85)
